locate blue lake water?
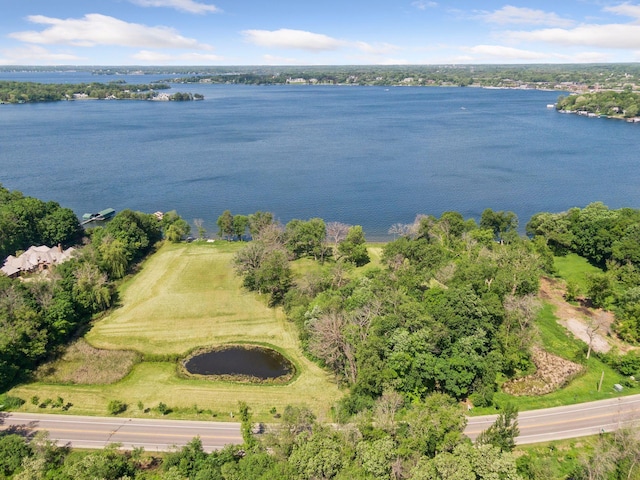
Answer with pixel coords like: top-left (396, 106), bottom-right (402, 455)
top-left (1, 72), bottom-right (639, 240)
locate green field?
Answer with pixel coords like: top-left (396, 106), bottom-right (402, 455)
top-left (10, 242), bottom-right (343, 421)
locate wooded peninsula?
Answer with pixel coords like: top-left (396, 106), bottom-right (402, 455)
top-left (0, 81), bottom-right (203, 104)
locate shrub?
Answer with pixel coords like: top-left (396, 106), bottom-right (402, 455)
top-left (615, 351), bottom-right (640, 376)
top-left (0, 395), bottom-right (25, 410)
top-left (107, 400), bottom-right (127, 415)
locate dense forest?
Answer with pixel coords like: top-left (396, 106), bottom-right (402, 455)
top-left (528, 203), bottom-right (640, 342)
top-left (231, 209), bottom-right (546, 412)
top-left (0, 185), bottom-right (190, 390)
top-left (0, 81), bottom-right (202, 103)
top-left (227, 202), bottom-right (640, 415)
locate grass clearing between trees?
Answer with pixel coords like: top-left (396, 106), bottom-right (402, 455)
top-left (10, 242), bottom-right (343, 421)
top-left (553, 253), bottom-right (602, 293)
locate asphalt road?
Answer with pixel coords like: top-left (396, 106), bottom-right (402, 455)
top-left (0, 412), bottom-right (243, 452)
top-left (466, 394), bottom-right (640, 444)
top-left (3, 394), bottom-right (640, 451)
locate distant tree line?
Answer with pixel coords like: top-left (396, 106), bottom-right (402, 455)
top-left (0, 81), bottom-right (203, 104)
top-left (170, 63), bottom-right (640, 90)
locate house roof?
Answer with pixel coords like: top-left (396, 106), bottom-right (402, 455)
top-left (1, 245), bottom-right (76, 277)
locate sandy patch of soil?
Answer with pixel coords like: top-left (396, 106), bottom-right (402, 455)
top-left (539, 277), bottom-right (618, 354)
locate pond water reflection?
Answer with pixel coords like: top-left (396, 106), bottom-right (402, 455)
top-left (183, 346), bottom-right (293, 380)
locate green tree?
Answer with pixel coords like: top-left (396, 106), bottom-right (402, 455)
top-left (586, 271), bottom-right (613, 309)
top-left (0, 434), bottom-right (31, 477)
top-left (411, 442), bottom-right (523, 480)
top-left (162, 210), bottom-right (191, 243)
top-left (98, 237), bottom-right (128, 279)
top-left (476, 403), bottom-right (519, 452)
top-left (356, 436), bottom-right (395, 478)
top-left (289, 427), bottom-right (349, 480)
top-left (217, 210), bottom-right (234, 240)
top-left (285, 218), bottom-right (330, 261)
top-left (62, 444), bottom-right (135, 480)
top-left (338, 225), bottom-right (370, 267)
top-left (238, 401), bottom-right (257, 448)
top-left (397, 394), bottom-right (467, 459)
top-left (248, 211), bottom-right (275, 237)
top-left (233, 214), bottom-right (250, 241)
top-left (234, 242), bottom-right (292, 305)
top-left (72, 262), bottom-right (112, 313)
top-left (480, 208), bottom-right (518, 243)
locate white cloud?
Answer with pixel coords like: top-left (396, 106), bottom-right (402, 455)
top-left (9, 14), bottom-right (212, 50)
top-left (482, 5), bottom-right (574, 27)
top-left (412, 1), bottom-right (438, 10)
top-left (132, 50), bottom-right (223, 63)
top-left (467, 44), bottom-right (547, 60)
top-left (604, 3), bottom-right (640, 21)
top-left (241, 29), bottom-right (345, 51)
top-left (129, 0), bottom-right (219, 14)
top-left (0, 45), bottom-right (84, 65)
top-left (506, 23), bottom-right (640, 49)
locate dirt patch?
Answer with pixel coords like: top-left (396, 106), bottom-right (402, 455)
top-left (502, 347), bottom-right (584, 396)
top-left (539, 277), bottom-right (619, 354)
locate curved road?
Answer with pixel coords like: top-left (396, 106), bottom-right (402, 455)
top-left (2, 394), bottom-right (640, 451)
top-left (467, 394), bottom-right (640, 444)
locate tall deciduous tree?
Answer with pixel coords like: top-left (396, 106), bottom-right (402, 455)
top-left (248, 211), bottom-right (274, 237)
top-left (338, 225), bottom-right (370, 267)
top-left (217, 210), bottom-right (234, 240)
top-left (480, 208), bottom-right (518, 243)
top-left (233, 215), bottom-right (249, 241)
top-left (98, 237), bottom-right (128, 279)
top-left (285, 218), bottom-right (330, 261)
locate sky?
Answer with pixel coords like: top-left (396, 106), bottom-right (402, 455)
top-left (2, 1), bottom-right (640, 65)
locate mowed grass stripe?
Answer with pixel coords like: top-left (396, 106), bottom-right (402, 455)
top-left (87, 243), bottom-right (288, 354)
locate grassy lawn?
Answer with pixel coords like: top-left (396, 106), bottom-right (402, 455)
top-left (553, 253), bottom-right (602, 292)
top-left (10, 242), bottom-right (343, 421)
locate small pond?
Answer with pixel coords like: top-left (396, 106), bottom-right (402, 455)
top-left (183, 346), bottom-right (294, 381)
